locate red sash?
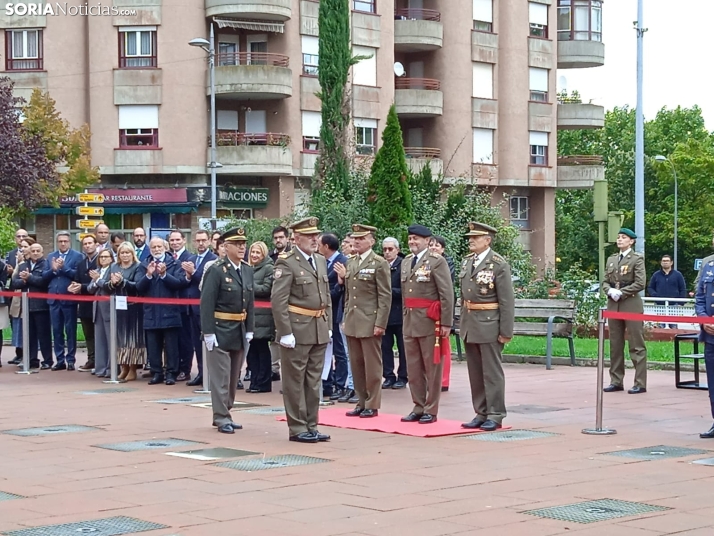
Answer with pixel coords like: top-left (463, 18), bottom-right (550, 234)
top-left (404, 298), bottom-right (451, 364)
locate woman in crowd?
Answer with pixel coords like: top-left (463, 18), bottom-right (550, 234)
top-left (246, 241), bottom-right (274, 393)
top-left (8, 237), bottom-right (35, 364)
top-left (88, 250), bottom-right (114, 378)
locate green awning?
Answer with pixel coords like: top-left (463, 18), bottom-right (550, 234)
top-left (34, 204), bottom-right (198, 215)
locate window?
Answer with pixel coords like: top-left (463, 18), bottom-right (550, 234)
top-left (218, 41), bottom-right (238, 66)
top-left (118, 105), bottom-right (159, 149)
top-left (529, 67), bottom-right (549, 102)
top-left (5, 29), bottom-right (43, 71)
top-left (301, 36), bottom-right (319, 76)
top-left (118, 27), bottom-right (157, 68)
top-left (529, 2), bottom-right (549, 37)
top-left (355, 118), bottom-right (377, 155)
top-left (472, 62), bottom-right (493, 99)
top-left (557, 0), bottom-right (602, 41)
top-left (352, 46), bottom-right (377, 86)
top-left (217, 110), bottom-right (239, 131)
top-left (472, 128), bottom-right (494, 164)
top-left (353, 0), bottom-right (376, 13)
top-left (302, 111), bottom-right (321, 152)
top-left (529, 131), bottom-right (548, 165)
top-left (510, 197), bottom-right (530, 228)
top-left (472, 0), bottom-right (493, 32)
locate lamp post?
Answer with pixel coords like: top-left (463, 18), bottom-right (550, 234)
top-left (634, 0), bottom-right (647, 257)
top-left (189, 25), bottom-right (218, 231)
top-left (655, 155), bottom-right (678, 271)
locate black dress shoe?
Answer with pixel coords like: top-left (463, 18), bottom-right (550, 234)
top-left (236, 380), bottom-right (244, 390)
top-left (360, 409), bottom-right (378, 418)
top-left (401, 412), bottom-right (422, 422)
top-left (329, 389), bottom-right (344, 401)
top-left (700, 425), bottom-right (714, 439)
top-left (382, 379), bottom-right (395, 389)
top-left (338, 389), bottom-right (355, 403)
top-left (348, 394), bottom-right (359, 404)
top-left (392, 380), bottom-right (407, 389)
top-left (67, 364), bottom-right (75, 371)
top-left (310, 430), bottom-right (331, 442)
top-left (461, 417), bottom-right (486, 429)
top-left (218, 423), bottom-right (235, 434)
top-left (603, 384), bottom-right (624, 392)
top-left (628, 386), bottom-right (647, 394)
top-left (8, 357), bottom-right (21, 365)
top-left (289, 432), bottom-right (319, 443)
top-left (244, 371), bottom-right (251, 382)
top-left (165, 374), bottom-right (176, 386)
top-left (40, 363), bottom-right (51, 370)
top-left (441, 386), bottom-right (449, 392)
top-left (346, 407), bottom-right (364, 417)
top-left (212, 422), bottom-right (243, 430)
top-left (51, 363), bottom-right (66, 371)
top-left (148, 374), bottom-right (165, 385)
top-left (479, 420), bottom-right (502, 431)
top-left (186, 376), bottom-right (203, 386)
top-left (271, 372), bottom-right (281, 381)
top-left (419, 414), bottom-right (437, 424)
top-left (176, 372), bottom-right (188, 382)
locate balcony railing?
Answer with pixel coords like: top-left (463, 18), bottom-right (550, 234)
top-left (557, 155), bottom-right (603, 166)
top-left (216, 52), bottom-right (290, 67)
top-left (214, 132), bottom-right (291, 147)
top-left (395, 77), bottom-right (441, 90)
top-left (394, 8), bottom-right (440, 21)
top-left (5, 58), bottom-right (43, 71)
top-left (404, 147), bottom-right (441, 159)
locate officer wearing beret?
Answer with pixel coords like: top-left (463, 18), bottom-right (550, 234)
top-left (200, 228), bottom-right (255, 434)
top-left (271, 217), bottom-right (333, 443)
top-left (400, 224), bottom-right (454, 424)
top-left (333, 224), bottom-right (391, 418)
top-left (458, 223), bottom-right (515, 431)
top-left (602, 228), bottom-right (648, 394)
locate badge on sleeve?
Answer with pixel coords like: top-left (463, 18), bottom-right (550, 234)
top-left (274, 269), bottom-right (282, 279)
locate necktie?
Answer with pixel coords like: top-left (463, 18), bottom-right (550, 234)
top-left (308, 257), bottom-right (316, 271)
top-left (619, 253), bottom-right (624, 262)
top-left (196, 255), bottom-right (204, 269)
top-left (60, 253), bottom-right (66, 261)
top-left (173, 252), bottom-right (178, 260)
top-left (411, 255), bottom-right (417, 269)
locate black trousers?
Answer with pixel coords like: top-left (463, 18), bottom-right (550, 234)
top-left (247, 338), bottom-right (272, 392)
top-left (382, 324), bottom-right (407, 382)
top-left (178, 312), bottom-right (194, 375)
top-left (146, 327), bottom-right (180, 376)
top-left (80, 316), bottom-right (96, 366)
top-left (29, 310), bottom-right (52, 367)
top-left (189, 310), bottom-right (204, 376)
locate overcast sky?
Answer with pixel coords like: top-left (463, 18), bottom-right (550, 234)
top-left (561, 0), bottom-right (712, 130)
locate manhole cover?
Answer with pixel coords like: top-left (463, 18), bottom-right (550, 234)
top-left (213, 454), bottom-right (330, 471)
top-left (1, 516), bottom-right (167, 536)
top-left (602, 445), bottom-right (710, 460)
top-left (522, 498), bottom-right (670, 524)
top-left (2, 425), bottom-right (101, 437)
top-left (508, 405), bottom-right (567, 414)
top-left (461, 429), bottom-right (560, 442)
top-left (0, 491), bottom-right (23, 502)
top-left (150, 397), bottom-right (211, 405)
top-left (94, 438), bottom-right (204, 452)
top-left (236, 406), bottom-right (285, 415)
top-left (78, 388), bottom-right (137, 395)
top-left (166, 448), bottom-right (259, 461)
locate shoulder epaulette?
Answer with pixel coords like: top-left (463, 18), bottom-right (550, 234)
top-left (491, 253), bottom-right (505, 263)
top-left (347, 254), bottom-right (356, 259)
top-left (465, 252), bottom-right (476, 259)
top-left (429, 252), bottom-right (440, 258)
top-left (241, 259), bottom-right (250, 266)
top-left (278, 250), bottom-right (294, 259)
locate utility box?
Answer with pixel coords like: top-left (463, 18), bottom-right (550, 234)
top-left (608, 212), bottom-right (624, 243)
top-left (593, 180), bottom-right (608, 222)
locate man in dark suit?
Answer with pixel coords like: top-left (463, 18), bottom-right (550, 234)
top-left (68, 234), bottom-right (99, 372)
top-left (318, 233), bottom-right (348, 398)
top-left (381, 237), bottom-right (407, 389)
top-left (43, 231), bottom-right (83, 371)
top-left (201, 227), bottom-right (254, 434)
top-left (4, 228), bottom-right (29, 365)
top-left (168, 229), bottom-right (196, 382)
top-left (185, 230), bottom-right (217, 386)
top-left (132, 227), bottom-right (151, 262)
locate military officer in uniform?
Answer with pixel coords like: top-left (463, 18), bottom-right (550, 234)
top-left (400, 224), bottom-right (454, 424)
top-left (333, 224), bottom-right (391, 418)
top-left (695, 258), bottom-right (714, 438)
top-left (459, 222), bottom-right (515, 431)
top-left (271, 217), bottom-right (333, 443)
top-left (602, 228), bottom-right (648, 394)
top-left (200, 228), bottom-right (255, 434)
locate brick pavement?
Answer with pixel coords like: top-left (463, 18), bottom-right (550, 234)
top-left (1, 352), bottom-right (714, 535)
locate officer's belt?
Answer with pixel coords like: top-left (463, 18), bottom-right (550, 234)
top-left (288, 304), bottom-right (325, 318)
top-left (464, 301), bottom-right (499, 311)
top-left (214, 311), bottom-right (247, 321)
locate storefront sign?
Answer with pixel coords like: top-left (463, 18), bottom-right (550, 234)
top-left (61, 189), bottom-right (188, 205)
top-left (219, 188), bottom-right (269, 208)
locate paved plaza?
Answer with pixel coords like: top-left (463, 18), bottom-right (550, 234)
top-left (1, 354), bottom-right (714, 536)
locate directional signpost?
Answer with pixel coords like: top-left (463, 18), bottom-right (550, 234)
top-left (76, 206), bottom-right (105, 216)
top-left (78, 193), bottom-right (105, 203)
top-left (75, 190), bottom-right (105, 237)
top-left (77, 219), bottom-right (104, 229)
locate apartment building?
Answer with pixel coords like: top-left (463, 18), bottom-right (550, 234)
top-left (1, 0), bottom-right (605, 265)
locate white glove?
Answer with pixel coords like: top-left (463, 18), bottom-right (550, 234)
top-left (329, 330), bottom-right (333, 338)
top-left (608, 289), bottom-right (622, 302)
top-left (204, 334), bottom-right (218, 351)
top-left (280, 334), bottom-right (296, 348)
top-left (245, 332), bottom-right (254, 343)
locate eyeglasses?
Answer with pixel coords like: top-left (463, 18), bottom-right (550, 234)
top-left (383, 247), bottom-right (395, 251)
top-left (16, 235), bottom-right (28, 239)
top-left (99, 255), bottom-right (113, 260)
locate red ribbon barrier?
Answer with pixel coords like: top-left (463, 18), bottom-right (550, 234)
top-left (603, 310), bottom-right (714, 324)
top-left (0, 290), bottom-right (109, 302)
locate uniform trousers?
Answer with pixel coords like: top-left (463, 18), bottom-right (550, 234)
top-left (404, 334), bottom-right (443, 415)
top-left (207, 346), bottom-right (244, 427)
top-left (608, 318), bottom-right (647, 388)
top-left (280, 342), bottom-right (327, 437)
top-left (346, 335), bottom-right (382, 410)
top-left (704, 343), bottom-right (714, 419)
top-left (465, 341), bottom-right (507, 424)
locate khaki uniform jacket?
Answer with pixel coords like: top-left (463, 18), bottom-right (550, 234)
top-left (459, 249), bottom-right (515, 343)
top-left (401, 251), bottom-right (454, 337)
top-left (342, 250), bottom-right (392, 338)
top-left (271, 249), bottom-right (332, 345)
top-left (200, 257), bottom-right (255, 351)
top-left (602, 250), bottom-right (646, 313)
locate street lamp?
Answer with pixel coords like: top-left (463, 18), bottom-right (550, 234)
top-left (655, 155), bottom-right (678, 270)
top-left (189, 26), bottom-right (218, 231)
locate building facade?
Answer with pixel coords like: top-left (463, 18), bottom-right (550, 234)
top-left (1, 0), bottom-right (605, 264)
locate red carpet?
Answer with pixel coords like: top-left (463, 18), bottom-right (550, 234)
top-left (277, 407), bottom-right (511, 438)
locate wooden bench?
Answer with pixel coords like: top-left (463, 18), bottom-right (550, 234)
top-left (453, 298), bottom-right (576, 370)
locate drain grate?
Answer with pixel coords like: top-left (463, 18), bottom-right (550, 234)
top-left (166, 447), bottom-right (260, 461)
top-left (213, 454), bottom-right (330, 471)
top-left (94, 438), bottom-right (204, 452)
top-left (190, 401), bottom-right (265, 410)
top-left (236, 406), bottom-right (285, 415)
top-left (602, 445), bottom-right (710, 461)
top-left (508, 405), bottom-right (567, 414)
top-left (461, 429), bottom-right (560, 442)
top-left (78, 388), bottom-right (138, 395)
top-left (2, 425), bottom-right (101, 437)
top-left (1, 516), bottom-right (168, 536)
top-left (0, 491), bottom-right (23, 502)
top-left (150, 396), bottom-right (211, 405)
top-left (523, 498), bottom-right (670, 524)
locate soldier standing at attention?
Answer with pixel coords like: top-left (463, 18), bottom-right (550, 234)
top-left (200, 228), bottom-right (255, 434)
top-left (400, 225), bottom-right (454, 424)
top-left (602, 228), bottom-right (648, 394)
top-left (459, 223), bottom-right (515, 431)
top-left (271, 217), bottom-right (333, 443)
top-left (333, 224), bottom-right (391, 418)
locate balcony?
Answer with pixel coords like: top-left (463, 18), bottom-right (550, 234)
top-left (394, 78), bottom-right (443, 118)
top-left (213, 132), bottom-right (293, 175)
top-left (557, 155), bottom-right (604, 189)
top-left (205, 0), bottom-right (291, 21)
top-left (405, 147), bottom-right (443, 177)
top-left (557, 0), bottom-right (604, 68)
top-left (394, 9), bottom-right (443, 52)
top-left (213, 52), bottom-right (292, 100)
top-left (557, 100), bottom-right (604, 130)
